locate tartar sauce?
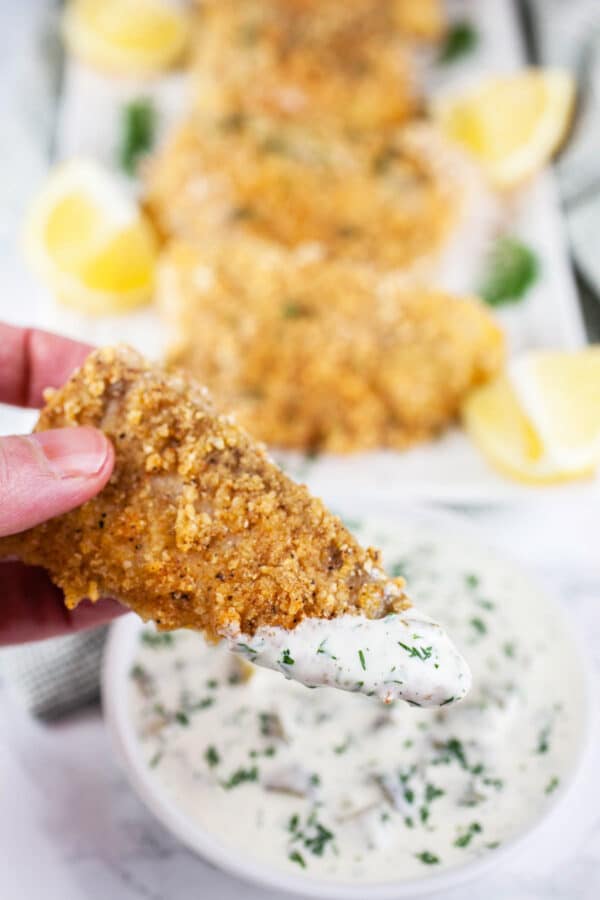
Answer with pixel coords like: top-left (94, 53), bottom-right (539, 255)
top-left (129, 517), bottom-right (585, 883)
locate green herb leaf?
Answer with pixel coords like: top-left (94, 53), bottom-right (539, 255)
top-left (149, 751), bottom-right (162, 768)
top-left (454, 822), bottom-right (482, 848)
top-left (545, 775), bottom-right (560, 795)
top-left (479, 237), bottom-right (539, 306)
top-left (205, 745), bottom-right (220, 767)
top-left (358, 649), bottom-right (367, 671)
top-left (141, 631), bottom-right (174, 648)
top-left (281, 649), bottom-right (295, 666)
top-left (120, 98), bottom-right (156, 175)
top-left (470, 617), bottom-right (487, 636)
top-left (221, 766), bottom-right (259, 789)
top-left (438, 21), bottom-right (478, 64)
top-left (289, 850), bottom-right (306, 868)
top-left (398, 642), bottom-right (433, 661)
top-left (425, 783), bottom-right (445, 803)
top-left (416, 850), bottom-right (440, 865)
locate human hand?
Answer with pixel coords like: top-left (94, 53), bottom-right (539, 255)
top-left (0, 323), bottom-right (123, 645)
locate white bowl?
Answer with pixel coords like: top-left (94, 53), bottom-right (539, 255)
top-left (102, 508), bottom-right (595, 899)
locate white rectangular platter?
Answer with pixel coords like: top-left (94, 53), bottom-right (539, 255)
top-left (0, 0), bottom-right (594, 504)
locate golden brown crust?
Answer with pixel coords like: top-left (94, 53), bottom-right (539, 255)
top-left (0, 347), bottom-right (409, 637)
top-left (144, 122), bottom-right (466, 274)
top-left (159, 239), bottom-right (505, 453)
top-left (189, 0), bottom-right (445, 132)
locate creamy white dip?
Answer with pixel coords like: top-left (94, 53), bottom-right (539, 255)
top-left (128, 517), bottom-right (585, 883)
top-left (228, 609), bottom-right (471, 707)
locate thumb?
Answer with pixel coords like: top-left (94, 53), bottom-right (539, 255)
top-left (0, 427), bottom-right (114, 537)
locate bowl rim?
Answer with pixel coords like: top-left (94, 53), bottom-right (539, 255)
top-left (101, 506), bottom-right (596, 899)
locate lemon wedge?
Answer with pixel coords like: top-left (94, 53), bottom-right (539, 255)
top-left (62, 0), bottom-right (189, 77)
top-left (433, 69), bottom-right (576, 189)
top-left (463, 349), bottom-right (600, 485)
top-left (24, 160), bottom-right (158, 314)
top-left (511, 349), bottom-right (600, 471)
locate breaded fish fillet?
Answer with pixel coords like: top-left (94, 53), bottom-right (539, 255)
top-left (0, 347), bottom-right (409, 638)
top-left (190, 0), bottom-right (433, 131)
top-left (159, 238), bottom-right (504, 453)
top-left (145, 122), bottom-right (493, 283)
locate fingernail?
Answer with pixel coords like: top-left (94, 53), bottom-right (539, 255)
top-left (29, 427), bottom-right (110, 479)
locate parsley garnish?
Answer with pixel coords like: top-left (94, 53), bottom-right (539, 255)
top-left (175, 711), bottom-right (189, 726)
top-left (236, 643), bottom-right (258, 661)
top-left (289, 850), bottom-right (306, 868)
top-left (358, 649), bottom-right (367, 671)
top-left (281, 649), bottom-right (295, 666)
top-left (438, 21), bottom-right (478, 64)
top-left (120, 98), bottom-right (156, 175)
top-left (416, 850), bottom-right (440, 865)
top-left (398, 642), bottom-right (433, 661)
top-left (425, 783), bottom-right (445, 803)
top-left (205, 745), bottom-right (220, 767)
top-left (221, 766), bottom-right (259, 790)
top-left (470, 617), bottom-right (487, 636)
top-left (454, 821), bottom-right (482, 848)
top-left (149, 751), bottom-right (162, 768)
top-left (141, 631), bottom-right (174, 648)
top-left (304, 822), bottom-right (334, 857)
top-left (434, 737), bottom-right (469, 770)
top-left (479, 236), bottom-right (539, 306)
top-left (536, 724), bottom-right (551, 754)
top-left (545, 776), bottom-right (560, 795)
top-left (465, 573), bottom-right (480, 590)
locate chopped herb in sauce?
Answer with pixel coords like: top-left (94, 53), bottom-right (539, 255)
top-left (545, 776), bottom-right (560, 795)
top-left (236, 643), bottom-right (258, 661)
top-left (470, 617), bottom-right (487, 636)
top-left (250, 746), bottom-right (276, 759)
top-left (288, 850), bottom-right (306, 868)
top-left (454, 821), bottom-right (482, 848)
top-left (465, 573), bottom-right (480, 590)
top-left (149, 751), bottom-right (162, 769)
top-left (398, 642), bottom-right (433, 661)
top-left (141, 632), bottom-right (174, 648)
top-left (358, 649), bottom-right (367, 671)
top-left (289, 810), bottom-right (336, 859)
top-left (175, 711), bottom-right (190, 726)
top-left (416, 850), bottom-right (440, 865)
top-left (205, 745), bottom-right (220, 768)
top-left (281, 649), bottom-right (295, 666)
top-left (536, 724), bottom-right (551, 754)
top-left (433, 737), bottom-right (469, 770)
top-left (425, 783), bottom-right (445, 803)
top-left (221, 766), bottom-right (259, 790)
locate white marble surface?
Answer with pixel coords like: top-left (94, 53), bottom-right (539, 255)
top-left (1, 500), bottom-right (600, 900)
